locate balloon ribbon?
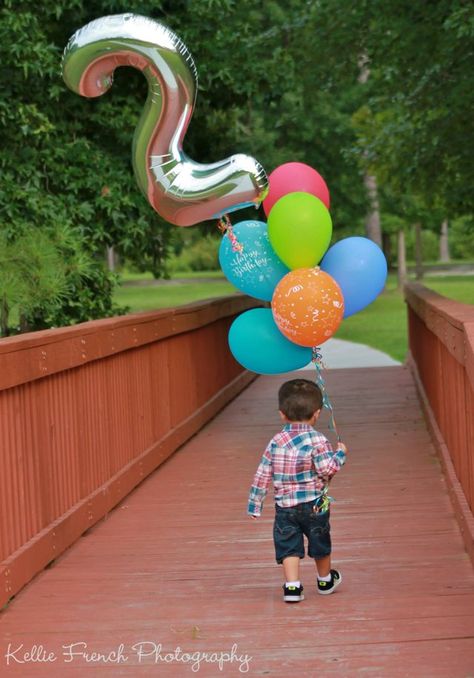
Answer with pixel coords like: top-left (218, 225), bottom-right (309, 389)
top-left (312, 346), bottom-right (343, 443)
top-left (217, 214), bottom-right (244, 253)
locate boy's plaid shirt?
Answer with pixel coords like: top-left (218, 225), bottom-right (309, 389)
top-left (247, 423), bottom-right (346, 516)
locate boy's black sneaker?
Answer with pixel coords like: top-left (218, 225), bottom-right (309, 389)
top-left (317, 569), bottom-right (342, 595)
top-left (283, 584), bottom-right (304, 602)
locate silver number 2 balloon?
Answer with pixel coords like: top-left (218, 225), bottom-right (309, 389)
top-left (62, 13), bottom-right (269, 227)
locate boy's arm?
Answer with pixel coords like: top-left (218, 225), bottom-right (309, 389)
top-left (312, 436), bottom-right (347, 480)
top-left (247, 443), bottom-right (273, 517)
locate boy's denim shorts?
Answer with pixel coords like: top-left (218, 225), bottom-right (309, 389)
top-left (273, 500), bottom-right (331, 564)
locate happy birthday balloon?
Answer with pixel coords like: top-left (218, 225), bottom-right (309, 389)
top-left (219, 220), bottom-right (289, 301)
top-left (62, 14), bottom-right (268, 227)
top-left (228, 308), bottom-right (312, 374)
top-left (321, 236), bottom-right (388, 317)
top-left (267, 192), bottom-right (332, 269)
top-left (272, 268), bottom-right (344, 347)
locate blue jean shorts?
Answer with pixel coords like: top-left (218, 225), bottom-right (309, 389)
top-left (273, 500), bottom-right (331, 564)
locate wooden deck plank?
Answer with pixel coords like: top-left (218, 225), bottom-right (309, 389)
top-left (1, 366), bottom-right (474, 676)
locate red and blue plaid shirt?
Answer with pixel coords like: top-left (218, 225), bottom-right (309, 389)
top-left (248, 423), bottom-right (346, 516)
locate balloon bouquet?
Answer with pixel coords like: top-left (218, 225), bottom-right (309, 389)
top-left (61, 13), bottom-right (388, 387)
top-left (223, 162), bottom-right (388, 375)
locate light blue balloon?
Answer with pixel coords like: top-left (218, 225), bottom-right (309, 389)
top-left (320, 236), bottom-right (388, 318)
top-left (228, 308), bottom-right (312, 375)
top-left (219, 220), bottom-right (289, 301)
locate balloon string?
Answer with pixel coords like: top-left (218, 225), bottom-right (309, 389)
top-left (217, 214), bottom-right (244, 253)
top-left (312, 347), bottom-right (343, 444)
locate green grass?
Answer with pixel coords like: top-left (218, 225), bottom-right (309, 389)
top-left (406, 259), bottom-right (474, 267)
top-left (114, 280), bottom-right (238, 311)
top-left (170, 270), bottom-right (225, 279)
top-left (119, 268), bottom-right (224, 281)
top-left (335, 276), bottom-right (406, 361)
top-left (336, 274), bottom-right (473, 362)
top-left (114, 273), bottom-right (473, 362)
top-left (422, 275), bottom-right (474, 304)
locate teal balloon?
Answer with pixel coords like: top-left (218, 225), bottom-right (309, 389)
top-left (219, 220), bottom-right (289, 301)
top-left (228, 308), bottom-right (312, 375)
top-left (320, 236), bottom-right (388, 317)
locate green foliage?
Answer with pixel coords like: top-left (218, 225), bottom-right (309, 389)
top-left (1, 1), bottom-right (472, 337)
top-left (1, 0), bottom-right (368, 336)
top-left (0, 1), bottom-right (172, 335)
top-left (167, 236), bottom-right (221, 273)
top-left (449, 216), bottom-right (474, 260)
top-left (0, 223), bottom-right (123, 335)
top-left (315, 0), bottom-right (474, 217)
top-left (404, 229), bottom-right (439, 263)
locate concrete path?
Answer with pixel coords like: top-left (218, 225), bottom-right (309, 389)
top-left (302, 337), bottom-right (401, 370)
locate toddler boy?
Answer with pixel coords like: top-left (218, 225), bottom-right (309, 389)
top-left (248, 378), bottom-right (347, 602)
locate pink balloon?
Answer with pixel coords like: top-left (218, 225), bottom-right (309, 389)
top-left (263, 162), bottom-right (330, 216)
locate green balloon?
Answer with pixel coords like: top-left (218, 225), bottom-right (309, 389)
top-left (267, 192), bottom-right (333, 269)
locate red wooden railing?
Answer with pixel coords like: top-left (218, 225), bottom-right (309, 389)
top-left (0, 295), bottom-right (260, 608)
top-left (405, 282), bottom-right (474, 563)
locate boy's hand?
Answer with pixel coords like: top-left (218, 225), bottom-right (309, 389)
top-left (337, 442), bottom-right (348, 453)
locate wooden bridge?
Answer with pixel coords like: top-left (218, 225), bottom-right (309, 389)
top-left (0, 284), bottom-right (473, 676)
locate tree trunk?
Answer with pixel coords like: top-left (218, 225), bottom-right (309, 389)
top-left (1, 293), bottom-right (9, 337)
top-left (439, 219), bottom-right (450, 262)
top-left (19, 312), bottom-right (31, 334)
top-left (382, 231), bottom-right (392, 269)
top-left (358, 58), bottom-right (383, 248)
top-left (414, 222), bottom-right (424, 280)
top-left (363, 172), bottom-right (383, 246)
top-left (106, 246), bottom-right (118, 272)
top-left (397, 230), bottom-right (407, 289)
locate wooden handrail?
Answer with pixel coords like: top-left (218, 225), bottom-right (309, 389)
top-left (0, 295), bottom-right (261, 607)
top-left (405, 282), bottom-right (474, 563)
top-left (0, 294), bottom-right (258, 391)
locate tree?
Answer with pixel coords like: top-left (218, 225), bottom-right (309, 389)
top-left (0, 224), bottom-right (110, 336)
top-left (1, 0), bottom-right (370, 336)
top-left (8, 1), bottom-right (470, 335)
top-left (314, 0), bottom-right (474, 217)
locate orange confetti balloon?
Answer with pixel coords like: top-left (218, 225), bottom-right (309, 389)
top-left (272, 267), bottom-right (344, 347)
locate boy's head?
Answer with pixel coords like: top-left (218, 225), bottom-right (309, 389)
top-left (278, 379), bottom-right (323, 423)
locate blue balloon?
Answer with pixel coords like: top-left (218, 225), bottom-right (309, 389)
top-left (320, 236), bottom-right (388, 318)
top-left (219, 220), bottom-right (289, 301)
top-left (228, 308), bottom-right (312, 375)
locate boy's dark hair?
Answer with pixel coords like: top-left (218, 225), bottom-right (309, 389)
top-left (278, 379), bottom-right (323, 422)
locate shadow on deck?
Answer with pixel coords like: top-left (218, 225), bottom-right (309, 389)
top-left (1, 365), bottom-right (474, 676)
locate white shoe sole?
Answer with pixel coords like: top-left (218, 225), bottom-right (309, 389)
top-left (284, 594), bottom-right (305, 602)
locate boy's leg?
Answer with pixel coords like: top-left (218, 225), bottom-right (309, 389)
top-left (273, 508), bottom-right (304, 569)
top-left (314, 554), bottom-right (331, 578)
top-left (306, 510), bottom-right (342, 594)
top-left (274, 508), bottom-right (305, 601)
top-left (282, 556), bottom-right (300, 583)
top-left (282, 555), bottom-right (304, 602)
